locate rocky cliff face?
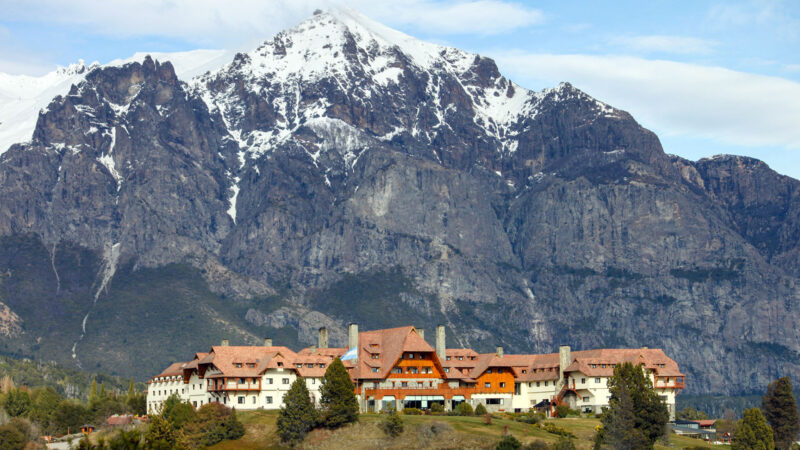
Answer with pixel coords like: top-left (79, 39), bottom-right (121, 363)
top-left (0, 10), bottom-right (798, 394)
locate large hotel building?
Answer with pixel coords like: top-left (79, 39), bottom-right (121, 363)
top-left (147, 325), bottom-right (684, 418)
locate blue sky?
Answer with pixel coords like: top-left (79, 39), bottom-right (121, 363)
top-left (1, 0), bottom-right (799, 177)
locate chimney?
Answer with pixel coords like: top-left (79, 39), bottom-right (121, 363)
top-left (417, 328), bottom-right (424, 340)
top-left (436, 325), bottom-right (446, 360)
top-left (496, 346), bottom-right (504, 358)
top-left (559, 345), bottom-right (571, 384)
top-left (221, 339), bottom-right (229, 346)
top-left (309, 345), bottom-right (317, 354)
top-left (318, 327), bottom-right (328, 349)
top-left (264, 338), bottom-right (272, 347)
top-left (348, 323), bottom-right (359, 351)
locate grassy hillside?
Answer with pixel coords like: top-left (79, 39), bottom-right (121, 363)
top-left (210, 411), bottom-right (726, 450)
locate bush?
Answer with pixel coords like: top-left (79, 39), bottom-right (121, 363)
top-left (475, 403), bottom-right (488, 415)
top-left (541, 422), bottom-right (576, 438)
top-left (555, 404), bottom-right (571, 418)
top-left (0, 423), bottom-right (26, 450)
top-left (496, 434), bottom-right (522, 450)
top-left (430, 402), bottom-right (444, 414)
top-left (523, 440), bottom-right (548, 450)
top-left (277, 378), bottom-right (318, 445)
top-left (552, 435), bottom-right (576, 450)
top-left (380, 413), bottom-right (404, 438)
top-left (453, 403), bottom-right (474, 416)
top-left (403, 407), bottom-right (422, 415)
top-left (514, 412), bottom-right (541, 424)
top-left (483, 414), bottom-right (493, 425)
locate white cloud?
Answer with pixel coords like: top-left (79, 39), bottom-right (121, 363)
top-left (494, 53), bottom-right (800, 150)
top-left (609, 35), bottom-right (718, 55)
top-left (0, 0), bottom-right (543, 48)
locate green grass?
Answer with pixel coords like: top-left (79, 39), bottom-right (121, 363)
top-left (211, 411), bottom-right (729, 450)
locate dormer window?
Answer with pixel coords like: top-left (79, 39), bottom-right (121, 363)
top-left (235, 363), bottom-right (243, 368)
top-left (247, 363), bottom-right (255, 368)
top-left (487, 368), bottom-right (492, 374)
top-left (297, 364), bottom-right (303, 368)
top-left (307, 363), bottom-right (314, 368)
top-left (446, 356), bottom-right (451, 360)
top-left (522, 370), bottom-right (527, 374)
top-left (371, 353), bottom-right (379, 359)
top-left (319, 363), bottom-right (325, 368)
top-left (601, 364), bottom-right (606, 368)
top-left (277, 362), bottom-right (283, 367)
top-left (458, 356), bottom-right (463, 360)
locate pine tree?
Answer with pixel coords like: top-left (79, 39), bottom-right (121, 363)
top-left (598, 362), bottom-right (669, 449)
top-left (762, 376), bottom-right (800, 449)
top-left (89, 378), bottom-right (98, 403)
top-left (277, 378), bottom-right (318, 444)
top-left (733, 408), bottom-right (774, 450)
top-left (601, 381), bottom-right (649, 449)
top-left (99, 382), bottom-right (106, 399)
top-left (127, 378), bottom-right (136, 402)
top-left (318, 357), bottom-right (359, 429)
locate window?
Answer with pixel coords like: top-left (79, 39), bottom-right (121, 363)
top-left (311, 378), bottom-right (316, 384)
top-left (601, 364), bottom-right (606, 368)
top-left (595, 378), bottom-right (601, 383)
top-left (446, 356), bottom-right (451, 361)
top-left (267, 378), bottom-right (273, 384)
top-left (235, 363), bottom-right (242, 368)
top-left (591, 364), bottom-right (596, 368)
top-left (307, 363), bottom-right (314, 368)
top-left (407, 353), bottom-right (414, 359)
top-left (458, 356), bottom-right (464, 360)
top-left (500, 382), bottom-right (506, 388)
top-left (444, 368), bottom-right (450, 373)
top-left (371, 354), bottom-right (379, 359)
top-left (266, 396), bottom-right (273, 404)
top-left (581, 378), bottom-right (586, 384)
top-left (297, 364), bottom-right (303, 368)
top-left (193, 401), bottom-right (197, 407)
top-left (392, 368), bottom-right (402, 374)
top-left (238, 396), bottom-right (245, 404)
top-left (486, 398), bottom-right (503, 405)
top-left (545, 381), bottom-right (549, 386)
top-left (583, 396), bottom-right (589, 403)
top-left (401, 382), bottom-right (408, 387)
top-left (319, 364), bottom-right (325, 368)
top-left (372, 367), bottom-right (379, 373)
top-left (522, 370), bottom-right (527, 374)
top-left (536, 382), bottom-right (540, 387)
top-left (247, 363), bottom-right (255, 368)
top-left (277, 362), bottom-right (283, 367)
top-left (192, 385), bottom-right (195, 390)
top-left (282, 378), bottom-right (290, 384)
top-left (239, 378), bottom-right (246, 384)
top-left (485, 382), bottom-right (491, 388)
top-left (252, 396), bottom-right (256, 404)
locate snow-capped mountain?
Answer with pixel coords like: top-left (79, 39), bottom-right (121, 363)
top-left (0, 9), bottom-right (799, 395)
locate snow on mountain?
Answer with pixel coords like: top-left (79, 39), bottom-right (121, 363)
top-left (0, 49), bottom-right (229, 155)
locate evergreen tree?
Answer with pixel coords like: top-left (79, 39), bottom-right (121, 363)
top-left (601, 381), bottom-right (649, 449)
top-left (762, 377), bottom-right (800, 449)
top-left (475, 403), bottom-right (488, 415)
top-left (3, 388), bottom-right (32, 417)
top-left (128, 378), bottom-right (136, 402)
top-left (496, 434), bottom-right (522, 450)
top-left (597, 362), bottom-right (669, 449)
top-left (89, 378), bottom-right (98, 403)
top-left (277, 378), bottom-right (318, 445)
top-left (318, 358), bottom-right (359, 429)
top-left (733, 408), bottom-right (774, 450)
top-left (380, 412), bottom-right (404, 438)
top-left (99, 382), bottom-right (106, 399)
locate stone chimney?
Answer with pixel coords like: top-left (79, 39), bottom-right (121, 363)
top-left (559, 345), bottom-right (571, 385)
top-left (264, 338), bottom-right (272, 347)
top-left (496, 346), bottom-right (504, 358)
top-left (318, 327), bottom-right (328, 349)
top-left (348, 323), bottom-right (359, 350)
top-left (436, 324), bottom-right (446, 360)
top-left (221, 339), bottom-right (229, 346)
top-left (417, 328), bottom-right (425, 340)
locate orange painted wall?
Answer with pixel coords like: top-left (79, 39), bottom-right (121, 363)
top-left (474, 367), bottom-right (515, 394)
top-left (387, 352), bottom-right (444, 379)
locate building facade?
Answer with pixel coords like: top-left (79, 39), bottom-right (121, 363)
top-left (147, 325), bottom-right (685, 419)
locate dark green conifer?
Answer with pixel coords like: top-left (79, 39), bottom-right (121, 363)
top-left (475, 403), bottom-right (488, 415)
top-left (318, 357), bottom-right (359, 428)
top-left (733, 408), bottom-right (774, 450)
top-left (762, 376), bottom-right (800, 449)
top-left (601, 381), bottom-right (649, 449)
top-left (277, 377), bottom-right (318, 444)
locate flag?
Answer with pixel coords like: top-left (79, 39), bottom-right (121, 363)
top-left (341, 346), bottom-right (358, 361)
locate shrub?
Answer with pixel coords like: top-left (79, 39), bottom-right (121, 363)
top-left (552, 435), bottom-right (576, 450)
top-left (403, 407), bottom-right (422, 415)
top-left (522, 440), bottom-right (548, 450)
top-left (430, 402), bottom-right (444, 414)
top-left (483, 414), bottom-right (493, 425)
top-left (541, 422), bottom-right (576, 438)
top-left (454, 402), bottom-right (474, 416)
top-left (514, 412), bottom-right (541, 424)
top-left (475, 403), bottom-right (488, 415)
top-left (380, 413), bottom-right (404, 438)
top-left (277, 378), bottom-right (318, 445)
top-left (0, 423), bottom-right (26, 450)
top-left (496, 434), bottom-right (522, 450)
top-left (555, 404), bottom-right (571, 418)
